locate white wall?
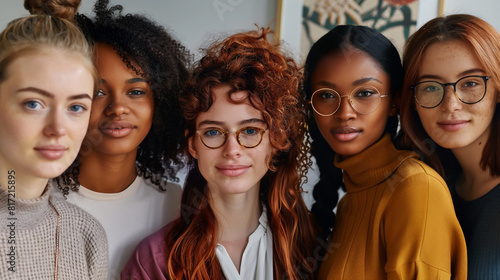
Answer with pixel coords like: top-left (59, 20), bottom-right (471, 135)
top-left (445, 0), bottom-right (500, 30)
top-left (2, 0), bottom-right (500, 60)
top-left (0, 0), bottom-right (277, 60)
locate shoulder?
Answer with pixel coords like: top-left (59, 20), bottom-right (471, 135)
top-left (49, 191), bottom-right (107, 241)
top-left (121, 221), bottom-right (176, 280)
top-left (387, 157), bottom-right (449, 195)
top-left (135, 221), bottom-right (174, 255)
top-left (383, 157), bottom-right (456, 215)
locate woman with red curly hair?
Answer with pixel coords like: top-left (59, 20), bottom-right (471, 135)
top-left (121, 28), bottom-right (318, 279)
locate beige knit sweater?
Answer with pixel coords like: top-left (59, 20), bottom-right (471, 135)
top-left (0, 186), bottom-right (108, 279)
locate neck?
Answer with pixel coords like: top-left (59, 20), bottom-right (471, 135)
top-left (78, 151), bottom-right (137, 193)
top-left (452, 132), bottom-right (500, 200)
top-left (0, 167), bottom-right (48, 200)
top-left (209, 185), bottom-right (262, 272)
top-left (210, 188), bottom-right (262, 242)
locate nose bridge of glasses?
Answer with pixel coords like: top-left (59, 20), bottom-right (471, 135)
top-left (441, 82), bottom-right (462, 102)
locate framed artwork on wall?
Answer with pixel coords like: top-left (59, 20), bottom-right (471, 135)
top-left (300, 0), bottom-right (420, 57)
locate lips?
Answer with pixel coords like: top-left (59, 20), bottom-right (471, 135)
top-left (99, 121), bottom-right (136, 138)
top-left (216, 165), bottom-right (250, 177)
top-left (34, 145), bottom-right (68, 160)
top-left (331, 126), bottom-right (362, 142)
top-left (437, 119), bottom-right (469, 132)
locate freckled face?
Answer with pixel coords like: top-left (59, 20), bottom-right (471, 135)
top-left (82, 43), bottom-right (154, 157)
top-left (0, 51), bottom-right (93, 179)
top-left (311, 50), bottom-right (394, 157)
top-left (188, 85), bottom-right (273, 197)
top-left (415, 39), bottom-right (499, 151)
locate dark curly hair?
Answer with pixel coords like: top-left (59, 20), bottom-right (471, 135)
top-left (160, 27), bottom-right (318, 279)
top-left (55, 0), bottom-right (190, 194)
top-left (304, 25), bottom-right (402, 241)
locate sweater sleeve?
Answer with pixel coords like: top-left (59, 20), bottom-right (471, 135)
top-left (382, 162), bottom-right (467, 280)
top-left (85, 217), bottom-right (109, 280)
top-left (121, 223), bottom-right (173, 280)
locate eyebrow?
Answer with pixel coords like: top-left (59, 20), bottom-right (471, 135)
top-left (316, 77), bottom-right (383, 88)
top-left (198, 118), bottom-right (266, 128)
top-left (418, 68), bottom-right (486, 81)
top-left (16, 87), bottom-right (92, 100)
top-left (100, 77), bottom-right (148, 84)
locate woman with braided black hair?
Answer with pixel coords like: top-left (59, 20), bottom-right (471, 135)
top-left (304, 25), bottom-right (467, 279)
top-left (54, 0), bottom-right (190, 278)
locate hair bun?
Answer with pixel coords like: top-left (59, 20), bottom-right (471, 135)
top-left (24, 0), bottom-right (81, 20)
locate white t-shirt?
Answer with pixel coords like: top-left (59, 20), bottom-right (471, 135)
top-left (66, 176), bottom-right (182, 280)
top-left (216, 207), bottom-right (273, 280)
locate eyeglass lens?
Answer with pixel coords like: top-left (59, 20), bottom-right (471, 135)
top-left (311, 86), bottom-right (384, 116)
top-left (198, 127), bottom-right (265, 149)
top-left (413, 75), bottom-right (488, 108)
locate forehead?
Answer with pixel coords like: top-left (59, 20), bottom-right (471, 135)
top-left (195, 85), bottom-right (263, 126)
top-left (3, 50), bottom-right (94, 96)
top-left (419, 39), bottom-right (484, 78)
top-left (94, 43), bottom-right (143, 79)
top-left (311, 49), bottom-right (389, 89)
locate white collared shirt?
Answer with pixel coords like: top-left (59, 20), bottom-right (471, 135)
top-left (215, 207), bottom-right (273, 280)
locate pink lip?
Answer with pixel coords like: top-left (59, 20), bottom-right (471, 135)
top-left (99, 121), bottom-right (136, 138)
top-left (34, 145), bottom-right (68, 160)
top-left (216, 165), bottom-right (250, 177)
top-left (437, 120), bottom-right (469, 132)
top-left (331, 126), bottom-right (362, 142)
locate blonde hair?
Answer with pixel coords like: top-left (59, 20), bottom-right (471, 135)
top-left (0, 0), bottom-right (96, 85)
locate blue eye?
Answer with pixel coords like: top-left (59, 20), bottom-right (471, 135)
top-left (423, 85), bottom-right (441, 92)
top-left (24, 100), bottom-right (42, 110)
top-left (241, 127), bottom-right (258, 135)
top-left (69, 104), bottom-right (87, 113)
top-left (203, 129), bottom-right (222, 137)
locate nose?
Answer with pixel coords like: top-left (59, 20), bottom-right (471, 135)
top-left (222, 133), bottom-right (242, 158)
top-left (105, 95), bottom-right (129, 116)
top-left (440, 86), bottom-right (462, 112)
top-left (334, 96), bottom-right (357, 120)
top-left (43, 108), bottom-right (67, 137)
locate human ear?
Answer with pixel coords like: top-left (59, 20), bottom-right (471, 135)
top-left (186, 130), bottom-right (198, 159)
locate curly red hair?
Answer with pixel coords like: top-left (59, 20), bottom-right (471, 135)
top-left (164, 27), bottom-right (318, 279)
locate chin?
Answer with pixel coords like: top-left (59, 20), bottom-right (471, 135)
top-left (32, 162), bottom-right (70, 179)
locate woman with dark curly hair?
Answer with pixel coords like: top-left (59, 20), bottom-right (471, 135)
top-left (122, 27), bottom-right (318, 279)
top-left (304, 25), bottom-right (466, 279)
top-left (54, 0), bottom-right (190, 278)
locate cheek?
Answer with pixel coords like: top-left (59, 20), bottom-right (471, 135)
top-left (89, 101), bottom-right (106, 127)
top-left (415, 107), bottom-right (434, 133)
top-left (313, 114), bottom-right (331, 135)
top-left (70, 116), bottom-right (91, 144)
top-left (139, 101), bottom-right (155, 126)
top-left (2, 114), bottom-right (38, 140)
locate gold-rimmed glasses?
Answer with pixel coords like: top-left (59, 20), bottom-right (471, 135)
top-left (196, 126), bottom-right (268, 149)
top-left (310, 85), bottom-right (389, 116)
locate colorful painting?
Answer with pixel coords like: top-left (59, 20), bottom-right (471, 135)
top-left (301, 0), bottom-right (419, 59)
